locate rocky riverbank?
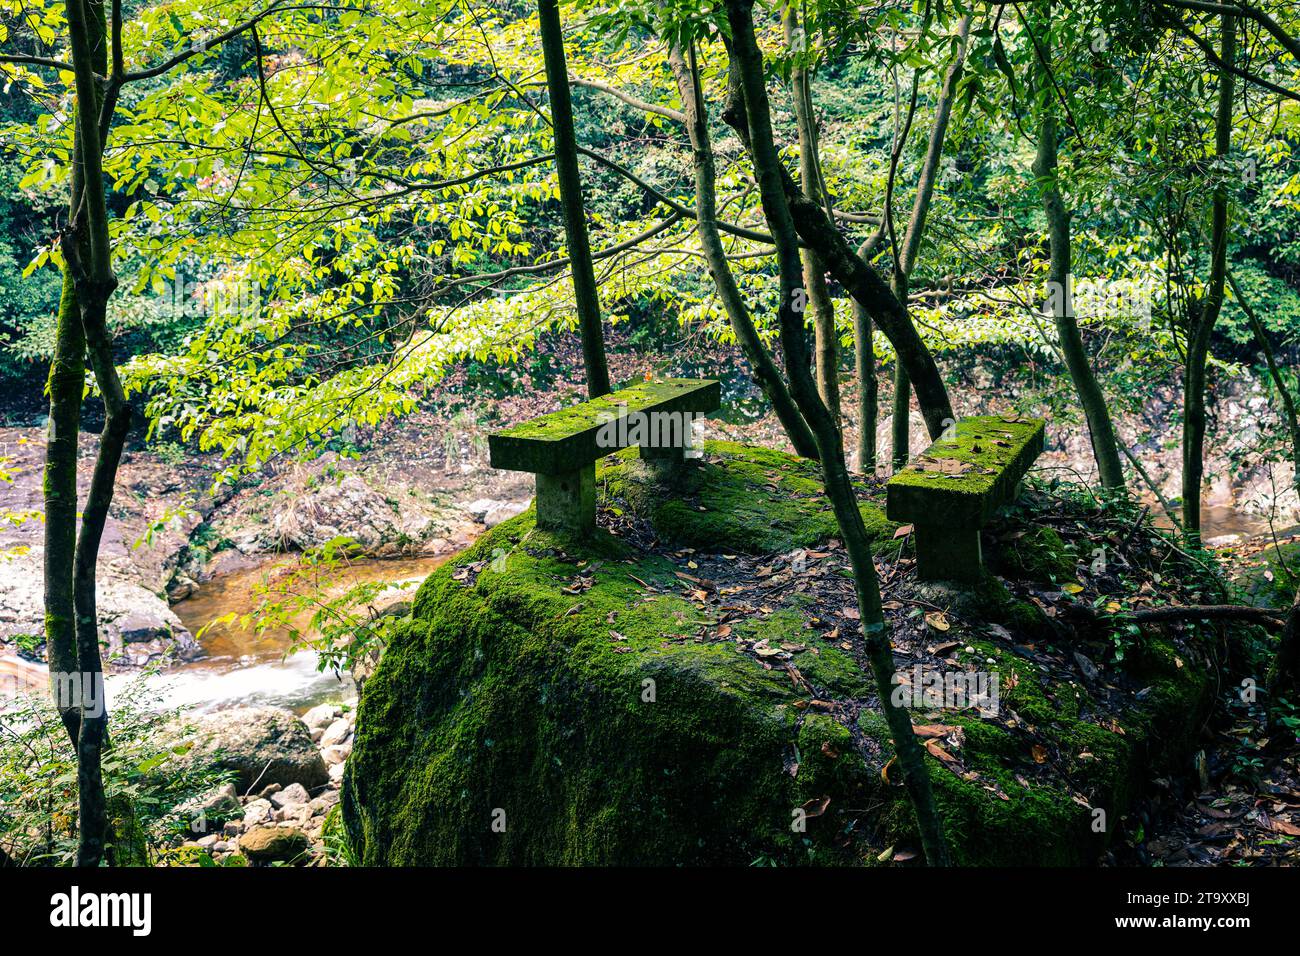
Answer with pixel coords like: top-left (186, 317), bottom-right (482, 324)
top-left (172, 702), bottom-right (358, 865)
top-left (0, 416), bottom-right (530, 675)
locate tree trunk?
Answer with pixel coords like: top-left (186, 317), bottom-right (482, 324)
top-left (1182, 12), bottom-right (1235, 536)
top-left (780, 182), bottom-right (952, 441)
top-left (538, 0), bottom-right (611, 397)
top-left (888, 13), bottom-right (971, 472)
top-left (853, 297), bottom-right (877, 473)
top-left (1031, 5), bottom-right (1125, 490)
top-left (719, 56), bottom-right (953, 443)
top-left (783, 7), bottom-right (840, 428)
top-left (59, 0), bottom-right (122, 868)
top-left (724, 0), bottom-right (950, 865)
top-left (890, 300), bottom-right (912, 470)
top-left (667, 46), bottom-right (818, 459)
top-left (852, 226), bottom-right (886, 474)
top-left (44, 270), bottom-right (86, 744)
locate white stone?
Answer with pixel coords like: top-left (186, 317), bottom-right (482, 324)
top-left (302, 703), bottom-right (342, 730)
top-left (242, 798), bottom-right (273, 828)
top-left (321, 743), bottom-right (351, 765)
top-left (270, 783), bottom-right (310, 808)
top-left (320, 718), bottom-right (352, 748)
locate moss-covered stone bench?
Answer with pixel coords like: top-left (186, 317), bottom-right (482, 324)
top-left (488, 378), bottom-right (720, 534)
top-left (886, 415), bottom-right (1046, 583)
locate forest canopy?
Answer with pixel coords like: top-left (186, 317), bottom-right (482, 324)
top-left (1, 0), bottom-right (1294, 480)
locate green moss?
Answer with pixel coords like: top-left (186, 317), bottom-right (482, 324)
top-left (602, 440), bottom-right (897, 554)
top-left (344, 441), bottom-right (1216, 866)
top-left (343, 516), bottom-right (878, 865)
top-left (991, 526), bottom-right (1078, 583)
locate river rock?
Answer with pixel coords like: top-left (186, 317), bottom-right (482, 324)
top-left (310, 791), bottom-right (340, 816)
top-left (277, 804), bottom-right (314, 828)
top-left (302, 703), bottom-right (341, 730)
top-left (179, 706), bottom-right (328, 794)
top-left (267, 471), bottom-right (444, 552)
top-left (0, 547), bottom-right (199, 668)
top-left (184, 782), bottom-right (242, 824)
top-left (271, 783), bottom-right (310, 808)
top-left (242, 799), bottom-right (273, 828)
top-left (319, 718), bottom-right (352, 748)
top-left (239, 827), bottom-right (309, 863)
top-left (321, 743), bottom-right (350, 765)
top-left (463, 497), bottom-right (527, 528)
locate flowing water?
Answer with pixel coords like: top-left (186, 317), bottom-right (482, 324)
top-left (0, 554), bottom-right (453, 715)
top-left (152, 553), bottom-right (453, 713)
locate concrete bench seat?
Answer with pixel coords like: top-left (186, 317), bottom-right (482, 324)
top-left (886, 415), bottom-right (1046, 582)
top-left (489, 378), bottom-right (720, 534)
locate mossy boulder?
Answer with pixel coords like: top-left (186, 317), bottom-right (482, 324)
top-left (342, 443), bottom-right (1215, 865)
top-left (601, 440), bottom-right (898, 554)
top-left (239, 826), bottom-right (310, 863)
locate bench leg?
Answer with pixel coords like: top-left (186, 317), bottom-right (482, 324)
top-left (535, 463), bottom-right (596, 535)
top-left (914, 523), bottom-right (983, 583)
top-left (638, 443), bottom-right (685, 479)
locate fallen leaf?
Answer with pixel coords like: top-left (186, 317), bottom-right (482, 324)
top-left (913, 723), bottom-right (958, 739)
top-left (925, 740), bottom-right (958, 764)
top-left (800, 795), bottom-right (831, 819)
top-left (924, 611), bottom-right (951, 632)
top-left (1031, 744), bottom-right (1049, 764)
top-left (893, 524), bottom-right (914, 539)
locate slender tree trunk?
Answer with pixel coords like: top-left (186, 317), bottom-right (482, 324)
top-left (538, 0), bottom-right (611, 397)
top-left (779, 181), bottom-right (952, 440)
top-left (725, 0), bottom-right (950, 865)
top-left (783, 7), bottom-right (840, 427)
top-left (720, 61), bottom-right (953, 442)
top-left (44, 269), bottom-right (86, 744)
top-left (850, 212), bottom-right (890, 473)
top-left (1031, 5), bottom-right (1125, 490)
top-left (60, 0), bottom-right (123, 868)
top-left (890, 299), bottom-right (912, 470)
top-left (71, 304), bottom-right (130, 868)
top-left (1182, 12), bottom-right (1235, 537)
top-left (853, 294), bottom-right (877, 473)
top-left (667, 45), bottom-right (819, 459)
